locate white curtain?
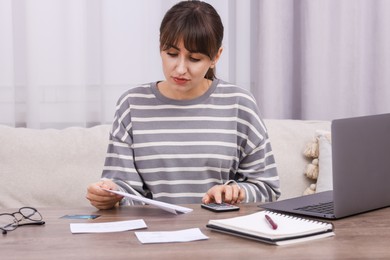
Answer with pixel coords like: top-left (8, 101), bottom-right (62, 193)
top-left (1, 0), bottom-right (389, 128)
top-left (252, 0), bottom-right (390, 120)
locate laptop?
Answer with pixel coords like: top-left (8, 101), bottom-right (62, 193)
top-left (261, 113), bottom-right (390, 219)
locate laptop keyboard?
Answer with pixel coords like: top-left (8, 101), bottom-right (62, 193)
top-left (294, 201), bottom-right (334, 214)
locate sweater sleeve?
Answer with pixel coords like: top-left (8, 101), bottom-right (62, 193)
top-left (101, 95), bottom-right (150, 205)
top-left (231, 93), bottom-right (281, 203)
top-left (235, 129), bottom-right (281, 203)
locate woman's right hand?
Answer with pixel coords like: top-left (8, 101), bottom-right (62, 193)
top-left (86, 179), bottom-right (123, 210)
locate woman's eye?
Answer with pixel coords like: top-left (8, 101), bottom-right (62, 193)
top-left (167, 52), bottom-right (178, 57)
top-left (190, 57), bottom-right (201, 62)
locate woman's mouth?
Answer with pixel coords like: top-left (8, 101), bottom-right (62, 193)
top-left (172, 77), bottom-right (189, 85)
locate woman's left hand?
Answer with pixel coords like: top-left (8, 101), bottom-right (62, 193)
top-left (202, 184), bottom-right (245, 204)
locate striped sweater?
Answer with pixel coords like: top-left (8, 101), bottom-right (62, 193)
top-left (102, 79), bottom-right (281, 204)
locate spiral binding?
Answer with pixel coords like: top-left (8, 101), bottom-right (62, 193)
top-left (265, 210), bottom-right (329, 226)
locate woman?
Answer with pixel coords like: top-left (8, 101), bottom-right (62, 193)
top-left (86, 1), bottom-right (280, 210)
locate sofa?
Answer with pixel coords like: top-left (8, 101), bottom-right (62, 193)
top-left (0, 119), bottom-right (331, 208)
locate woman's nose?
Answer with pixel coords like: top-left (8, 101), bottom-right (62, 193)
top-left (175, 57), bottom-right (187, 74)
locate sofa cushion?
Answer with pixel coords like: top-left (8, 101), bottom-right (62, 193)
top-left (0, 125), bottom-right (111, 208)
top-left (0, 119), bottom-right (331, 208)
top-left (316, 132), bottom-right (333, 192)
top-left (264, 119), bottom-right (331, 200)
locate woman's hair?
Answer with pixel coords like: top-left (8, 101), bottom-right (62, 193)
top-left (159, 1), bottom-right (224, 79)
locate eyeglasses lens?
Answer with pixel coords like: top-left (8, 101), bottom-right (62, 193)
top-left (19, 207), bottom-right (42, 222)
top-left (0, 214), bottom-right (18, 231)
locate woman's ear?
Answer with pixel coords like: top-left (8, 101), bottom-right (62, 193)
top-left (211, 47), bottom-right (223, 68)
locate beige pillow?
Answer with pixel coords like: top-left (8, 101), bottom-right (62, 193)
top-left (316, 131), bottom-right (333, 192)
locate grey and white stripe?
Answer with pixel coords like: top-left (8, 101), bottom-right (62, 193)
top-left (102, 79), bottom-right (280, 204)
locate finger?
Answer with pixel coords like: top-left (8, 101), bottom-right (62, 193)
top-left (95, 181), bottom-right (118, 197)
top-left (86, 192), bottom-right (111, 203)
top-left (202, 194), bottom-right (211, 204)
top-left (205, 187), bottom-right (223, 204)
top-left (213, 188), bottom-right (223, 204)
top-left (87, 183), bottom-right (122, 201)
top-left (99, 184), bottom-right (114, 194)
top-left (102, 179), bottom-right (118, 190)
top-left (90, 200), bottom-right (114, 210)
top-left (223, 185), bottom-right (233, 203)
top-left (87, 192), bottom-right (121, 209)
top-left (237, 186), bottom-right (245, 203)
top-left (231, 185), bottom-right (240, 204)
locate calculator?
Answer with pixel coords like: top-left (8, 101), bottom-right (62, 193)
top-left (201, 202), bottom-right (240, 212)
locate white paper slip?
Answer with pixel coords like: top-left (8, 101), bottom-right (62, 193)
top-left (70, 219), bottom-right (147, 234)
top-left (135, 228), bottom-right (209, 244)
top-left (101, 188), bottom-right (193, 215)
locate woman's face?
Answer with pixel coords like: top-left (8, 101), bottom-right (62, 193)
top-left (159, 39), bottom-right (222, 100)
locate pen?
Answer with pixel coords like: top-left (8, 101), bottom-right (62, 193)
top-left (265, 214), bottom-right (278, 230)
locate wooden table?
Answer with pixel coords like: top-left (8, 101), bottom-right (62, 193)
top-left (2, 204), bottom-right (390, 259)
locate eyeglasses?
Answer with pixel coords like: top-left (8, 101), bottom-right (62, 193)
top-left (0, 207), bottom-right (45, 235)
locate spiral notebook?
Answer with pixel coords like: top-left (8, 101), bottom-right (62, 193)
top-left (206, 211), bottom-right (334, 246)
